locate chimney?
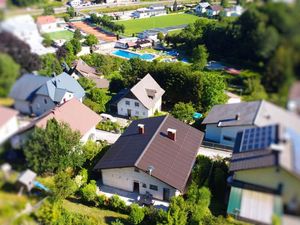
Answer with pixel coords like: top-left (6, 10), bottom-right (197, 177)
top-left (138, 124), bottom-right (144, 134)
top-left (167, 128), bottom-right (176, 141)
top-left (235, 113), bottom-right (240, 121)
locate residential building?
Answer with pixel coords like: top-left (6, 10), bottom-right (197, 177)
top-left (206, 5), bottom-right (223, 17)
top-left (36, 16), bottom-right (59, 33)
top-left (0, 106), bottom-right (19, 145)
top-left (111, 74), bottom-right (164, 118)
top-left (94, 115), bottom-right (204, 201)
top-left (224, 5), bottom-right (244, 17)
top-left (202, 100), bottom-right (300, 148)
top-left (69, 59), bottom-right (109, 89)
top-left (287, 82), bottom-right (300, 115)
top-left (9, 73), bottom-right (85, 116)
top-left (68, 0), bottom-right (82, 7)
top-left (11, 98), bottom-right (101, 148)
top-left (227, 124), bottom-right (300, 225)
top-left (132, 5), bottom-right (166, 18)
top-left (195, 2), bottom-right (210, 14)
top-left (0, 15), bottom-right (55, 55)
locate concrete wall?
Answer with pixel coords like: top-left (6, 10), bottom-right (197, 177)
top-left (31, 95), bottom-right (56, 116)
top-left (14, 100), bottom-right (31, 115)
top-left (205, 124), bottom-right (254, 147)
top-left (81, 127), bottom-right (96, 143)
top-left (117, 98), bottom-right (150, 118)
top-left (0, 116), bottom-right (18, 144)
top-left (101, 167), bottom-right (180, 200)
top-left (235, 167), bottom-right (300, 204)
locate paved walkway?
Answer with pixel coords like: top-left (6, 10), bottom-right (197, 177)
top-left (98, 184), bottom-right (169, 211)
top-left (198, 146), bottom-right (232, 159)
top-left (94, 129), bottom-right (121, 144)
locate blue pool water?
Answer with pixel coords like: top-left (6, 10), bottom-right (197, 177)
top-left (112, 50), bottom-right (155, 61)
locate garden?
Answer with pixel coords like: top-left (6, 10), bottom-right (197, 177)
top-left (47, 30), bottom-right (74, 41)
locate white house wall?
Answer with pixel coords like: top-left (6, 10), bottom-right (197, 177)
top-left (101, 167), bottom-right (179, 200)
top-left (117, 98), bottom-right (150, 118)
top-left (205, 124), bottom-right (255, 147)
top-left (81, 127), bottom-right (97, 143)
top-left (0, 116), bottom-right (18, 144)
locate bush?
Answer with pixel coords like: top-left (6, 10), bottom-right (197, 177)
top-left (35, 199), bottom-right (62, 224)
top-left (111, 219), bottom-right (124, 225)
top-left (129, 203), bottom-right (145, 225)
top-left (96, 194), bottom-right (107, 207)
top-left (74, 168), bottom-right (88, 188)
top-left (53, 171), bottom-right (77, 200)
top-left (108, 195), bottom-right (127, 213)
top-left (80, 180), bottom-right (98, 204)
top-left (96, 121), bottom-right (122, 133)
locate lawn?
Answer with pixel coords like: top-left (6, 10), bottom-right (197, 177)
top-left (63, 200), bottom-right (128, 225)
top-left (115, 13), bottom-right (199, 36)
top-left (48, 30), bottom-right (74, 41)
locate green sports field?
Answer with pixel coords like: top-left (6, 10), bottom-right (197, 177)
top-left (115, 13), bottom-right (199, 36)
top-left (48, 30), bottom-right (74, 40)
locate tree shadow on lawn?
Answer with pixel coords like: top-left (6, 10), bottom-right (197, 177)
top-left (105, 216), bottom-right (129, 225)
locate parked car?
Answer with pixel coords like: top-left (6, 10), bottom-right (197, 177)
top-left (100, 113), bottom-right (117, 123)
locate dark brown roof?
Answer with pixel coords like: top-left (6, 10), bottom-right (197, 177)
top-left (94, 115), bottom-right (204, 191)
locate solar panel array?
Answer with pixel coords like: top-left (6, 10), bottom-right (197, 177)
top-left (240, 125), bottom-right (277, 152)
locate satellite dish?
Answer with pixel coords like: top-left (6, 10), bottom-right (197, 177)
top-left (147, 165), bottom-right (155, 176)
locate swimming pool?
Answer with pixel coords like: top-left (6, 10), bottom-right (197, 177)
top-left (112, 50), bottom-right (155, 61)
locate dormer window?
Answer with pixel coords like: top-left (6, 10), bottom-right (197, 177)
top-left (146, 89), bottom-right (156, 99)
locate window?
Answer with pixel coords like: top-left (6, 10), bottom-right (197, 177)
top-left (135, 102), bottom-right (139, 107)
top-left (125, 100), bottom-right (130, 105)
top-left (142, 183), bottom-right (147, 188)
top-left (121, 108), bottom-right (123, 111)
top-left (134, 168), bottom-right (140, 173)
top-left (136, 111), bottom-right (139, 115)
top-left (44, 99), bottom-right (47, 104)
top-left (143, 112), bottom-right (146, 115)
top-left (149, 184), bottom-right (158, 191)
top-left (223, 136), bottom-right (234, 142)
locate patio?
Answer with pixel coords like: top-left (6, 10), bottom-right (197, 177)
top-left (97, 183), bottom-right (170, 211)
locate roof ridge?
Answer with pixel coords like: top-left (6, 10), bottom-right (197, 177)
top-left (253, 100), bottom-right (264, 126)
top-left (135, 115), bottom-right (168, 168)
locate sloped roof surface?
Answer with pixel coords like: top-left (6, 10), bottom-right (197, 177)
top-left (130, 74), bottom-right (165, 110)
top-left (36, 16), bottom-right (56, 25)
top-left (289, 82), bottom-right (300, 100)
top-left (0, 106), bottom-right (18, 127)
top-left (35, 98), bottom-right (101, 136)
top-left (9, 74), bottom-right (50, 101)
top-left (94, 115), bottom-right (204, 191)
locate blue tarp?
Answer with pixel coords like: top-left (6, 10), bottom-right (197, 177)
top-left (193, 112), bottom-right (203, 119)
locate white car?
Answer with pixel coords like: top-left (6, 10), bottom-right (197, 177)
top-left (100, 113), bottom-right (117, 123)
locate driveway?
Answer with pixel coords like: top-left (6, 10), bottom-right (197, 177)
top-left (94, 129), bottom-right (121, 144)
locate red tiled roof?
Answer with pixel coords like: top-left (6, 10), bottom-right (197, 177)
top-left (36, 16), bottom-right (57, 25)
top-left (0, 106), bottom-right (18, 127)
top-left (36, 98), bottom-right (101, 136)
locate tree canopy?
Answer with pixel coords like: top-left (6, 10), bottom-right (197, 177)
top-left (24, 118), bottom-right (84, 174)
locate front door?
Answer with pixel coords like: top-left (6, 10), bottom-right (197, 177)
top-left (127, 109), bottom-right (132, 117)
top-left (163, 188), bottom-right (170, 201)
top-left (133, 181), bottom-right (139, 193)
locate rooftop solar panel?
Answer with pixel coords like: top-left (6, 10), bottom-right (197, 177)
top-left (240, 125), bottom-right (277, 152)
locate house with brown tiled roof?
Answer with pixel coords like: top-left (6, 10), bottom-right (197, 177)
top-left (0, 106), bottom-right (19, 144)
top-left (94, 115), bottom-right (204, 201)
top-left (70, 59), bottom-right (110, 89)
top-left (227, 124), bottom-right (300, 224)
top-left (11, 98), bottom-right (101, 148)
top-left (111, 74), bottom-right (164, 118)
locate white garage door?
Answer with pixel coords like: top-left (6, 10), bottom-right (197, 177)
top-left (240, 189), bottom-right (274, 224)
